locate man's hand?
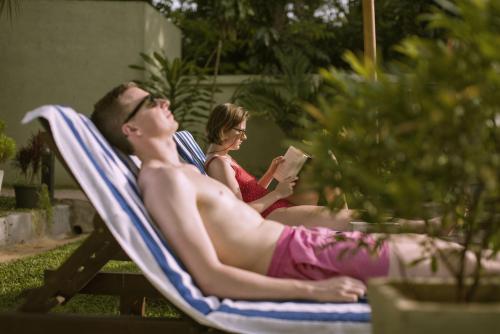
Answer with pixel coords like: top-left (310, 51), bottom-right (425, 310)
top-left (310, 276), bottom-right (367, 302)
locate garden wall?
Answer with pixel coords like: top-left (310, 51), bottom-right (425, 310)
top-left (0, 0), bottom-right (284, 187)
top-left (0, 0), bottom-right (181, 186)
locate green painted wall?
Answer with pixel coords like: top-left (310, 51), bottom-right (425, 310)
top-left (0, 0), bottom-right (182, 186)
top-left (0, 0), bottom-right (285, 187)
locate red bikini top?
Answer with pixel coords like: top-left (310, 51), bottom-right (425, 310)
top-left (205, 156), bottom-right (269, 202)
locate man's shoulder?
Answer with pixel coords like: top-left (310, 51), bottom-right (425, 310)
top-left (139, 163), bottom-right (190, 188)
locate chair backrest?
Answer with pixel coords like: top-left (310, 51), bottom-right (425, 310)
top-left (173, 131), bottom-right (207, 174)
top-left (111, 130), bottom-right (207, 178)
top-left (22, 105), bottom-right (371, 334)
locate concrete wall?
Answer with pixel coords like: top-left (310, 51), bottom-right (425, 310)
top-left (0, 0), bottom-right (181, 186)
top-left (0, 0), bottom-right (285, 187)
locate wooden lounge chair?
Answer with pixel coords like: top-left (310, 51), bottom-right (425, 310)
top-left (0, 105), bottom-right (371, 334)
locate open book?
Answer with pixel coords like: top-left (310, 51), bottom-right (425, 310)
top-left (273, 146), bottom-right (310, 182)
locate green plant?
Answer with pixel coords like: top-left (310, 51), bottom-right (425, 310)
top-left (0, 120), bottom-right (16, 165)
top-left (13, 131), bottom-right (44, 184)
top-left (130, 52), bottom-right (215, 145)
top-left (305, 0), bottom-right (500, 302)
top-left (38, 184), bottom-right (52, 222)
top-left (233, 47), bottom-right (319, 140)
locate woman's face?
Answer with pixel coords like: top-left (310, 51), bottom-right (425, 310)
top-left (222, 119), bottom-right (247, 151)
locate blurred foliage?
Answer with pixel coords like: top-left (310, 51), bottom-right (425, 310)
top-left (233, 48), bottom-right (318, 140)
top-left (304, 0), bottom-right (500, 301)
top-left (130, 53), bottom-right (216, 145)
top-left (153, 0), bottom-right (442, 74)
top-left (0, 120), bottom-right (16, 165)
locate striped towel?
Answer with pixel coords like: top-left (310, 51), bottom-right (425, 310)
top-left (22, 105), bottom-right (371, 334)
top-left (174, 131), bottom-right (207, 174)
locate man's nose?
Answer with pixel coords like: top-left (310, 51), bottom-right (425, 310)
top-left (159, 98), bottom-right (170, 109)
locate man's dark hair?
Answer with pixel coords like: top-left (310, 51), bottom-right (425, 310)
top-left (91, 82), bottom-right (137, 155)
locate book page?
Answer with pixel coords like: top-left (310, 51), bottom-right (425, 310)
top-left (273, 146), bottom-right (310, 182)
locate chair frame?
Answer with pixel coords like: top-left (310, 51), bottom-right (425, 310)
top-left (0, 121), bottom-right (225, 334)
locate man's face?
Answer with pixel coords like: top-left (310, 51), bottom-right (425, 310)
top-left (120, 87), bottom-right (178, 137)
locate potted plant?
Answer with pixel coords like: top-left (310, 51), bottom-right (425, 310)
top-left (0, 120), bottom-right (16, 193)
top-left (13, 131), bottom-right (45, 208)
top-left (303, 0), bottom-right (500, 332)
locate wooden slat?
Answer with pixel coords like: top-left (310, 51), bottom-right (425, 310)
top-left (44, 271), bottom-right (162, 298)
top-left (0, 312), bottom-right (221, 334)
top-left (20, 216), bottom-right (122, 312)
top-left (120, 295), bottom-right (146, 317)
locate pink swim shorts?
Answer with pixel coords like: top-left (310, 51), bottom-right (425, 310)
top-left (266, 226), bottom-right (390, 283)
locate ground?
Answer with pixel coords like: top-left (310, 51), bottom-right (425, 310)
top-left (0, 234), bottom-right (86, 263)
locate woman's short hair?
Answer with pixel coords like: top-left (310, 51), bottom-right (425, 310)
top-left (206, 103), bottom-right (249, 144)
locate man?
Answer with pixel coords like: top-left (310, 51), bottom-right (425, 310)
top-left (91, 82), bottom-right (500, 303)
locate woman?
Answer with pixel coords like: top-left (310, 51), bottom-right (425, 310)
top-left (205, 103), bottom-right (352, 230)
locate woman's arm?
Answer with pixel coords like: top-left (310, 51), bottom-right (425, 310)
top-left (206, 157), bottom-right (294, 214)
top-left (258, 156), bottom-right (284, 188)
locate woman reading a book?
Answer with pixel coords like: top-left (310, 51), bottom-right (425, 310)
top-left (205, 103), bottom-right (352, 230)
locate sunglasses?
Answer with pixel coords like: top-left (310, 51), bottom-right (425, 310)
top-left (123, 94), bottom-right (161, 124)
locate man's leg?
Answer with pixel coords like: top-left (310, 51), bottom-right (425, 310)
top-left (386, 234), bottom-right (500, 279)
top-left (267, 206), bottom-right (353, 231)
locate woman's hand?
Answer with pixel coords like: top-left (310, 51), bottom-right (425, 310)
top-left (268, 156), bottom-right (285, 173)
top-left (274, 176), bottom-right (298, 199)
top-left (259, 156), bottom-right (285, 189)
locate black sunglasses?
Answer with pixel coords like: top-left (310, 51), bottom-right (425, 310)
top-left (123, 94), bottom-right (158, 124)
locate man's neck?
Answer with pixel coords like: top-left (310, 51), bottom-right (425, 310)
top-left (136, 136), bottom-right (181, 167)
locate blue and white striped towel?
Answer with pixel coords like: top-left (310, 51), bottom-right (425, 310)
top-left (174, 131), bottom-right (207, 174)
top-left (22, 105), bottom-right (371, 334)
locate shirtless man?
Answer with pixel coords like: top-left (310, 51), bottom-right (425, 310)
top-left (91, 82), bottom-right (500, 303)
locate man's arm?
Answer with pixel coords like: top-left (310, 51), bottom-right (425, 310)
top-left (140, 166), bottom-right (365, 302)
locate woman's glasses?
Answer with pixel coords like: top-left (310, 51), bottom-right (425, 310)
top-left (232, 127), bottom-right (247, 136)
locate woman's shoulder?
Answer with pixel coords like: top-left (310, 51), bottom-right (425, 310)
top-left (205, 154), bottom-right (232, 169)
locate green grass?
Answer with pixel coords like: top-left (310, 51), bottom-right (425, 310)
top-left (0, 239), bottom-right (180, 317)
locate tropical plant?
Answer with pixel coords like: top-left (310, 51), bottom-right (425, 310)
top-left (14, 131), bottom-right (45, 185)
top-left (233, 47), bottom-right (319, 140)
top-left (304, 0), bottom-right (500, 302)
top-left (153, 0), bottom-right (442, 74)
top-left (0, 120), bottom-right (16, 165)
top-left (130, 52), bottom-right (215, 145)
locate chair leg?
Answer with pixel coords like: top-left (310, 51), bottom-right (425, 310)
top-left (120, 295), bottom-right (146, 316)
top-left (20, 216), bottom-right (122, 313)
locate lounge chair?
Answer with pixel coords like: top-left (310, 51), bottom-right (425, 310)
top-left (0, 105), bottom-right (371, 334)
